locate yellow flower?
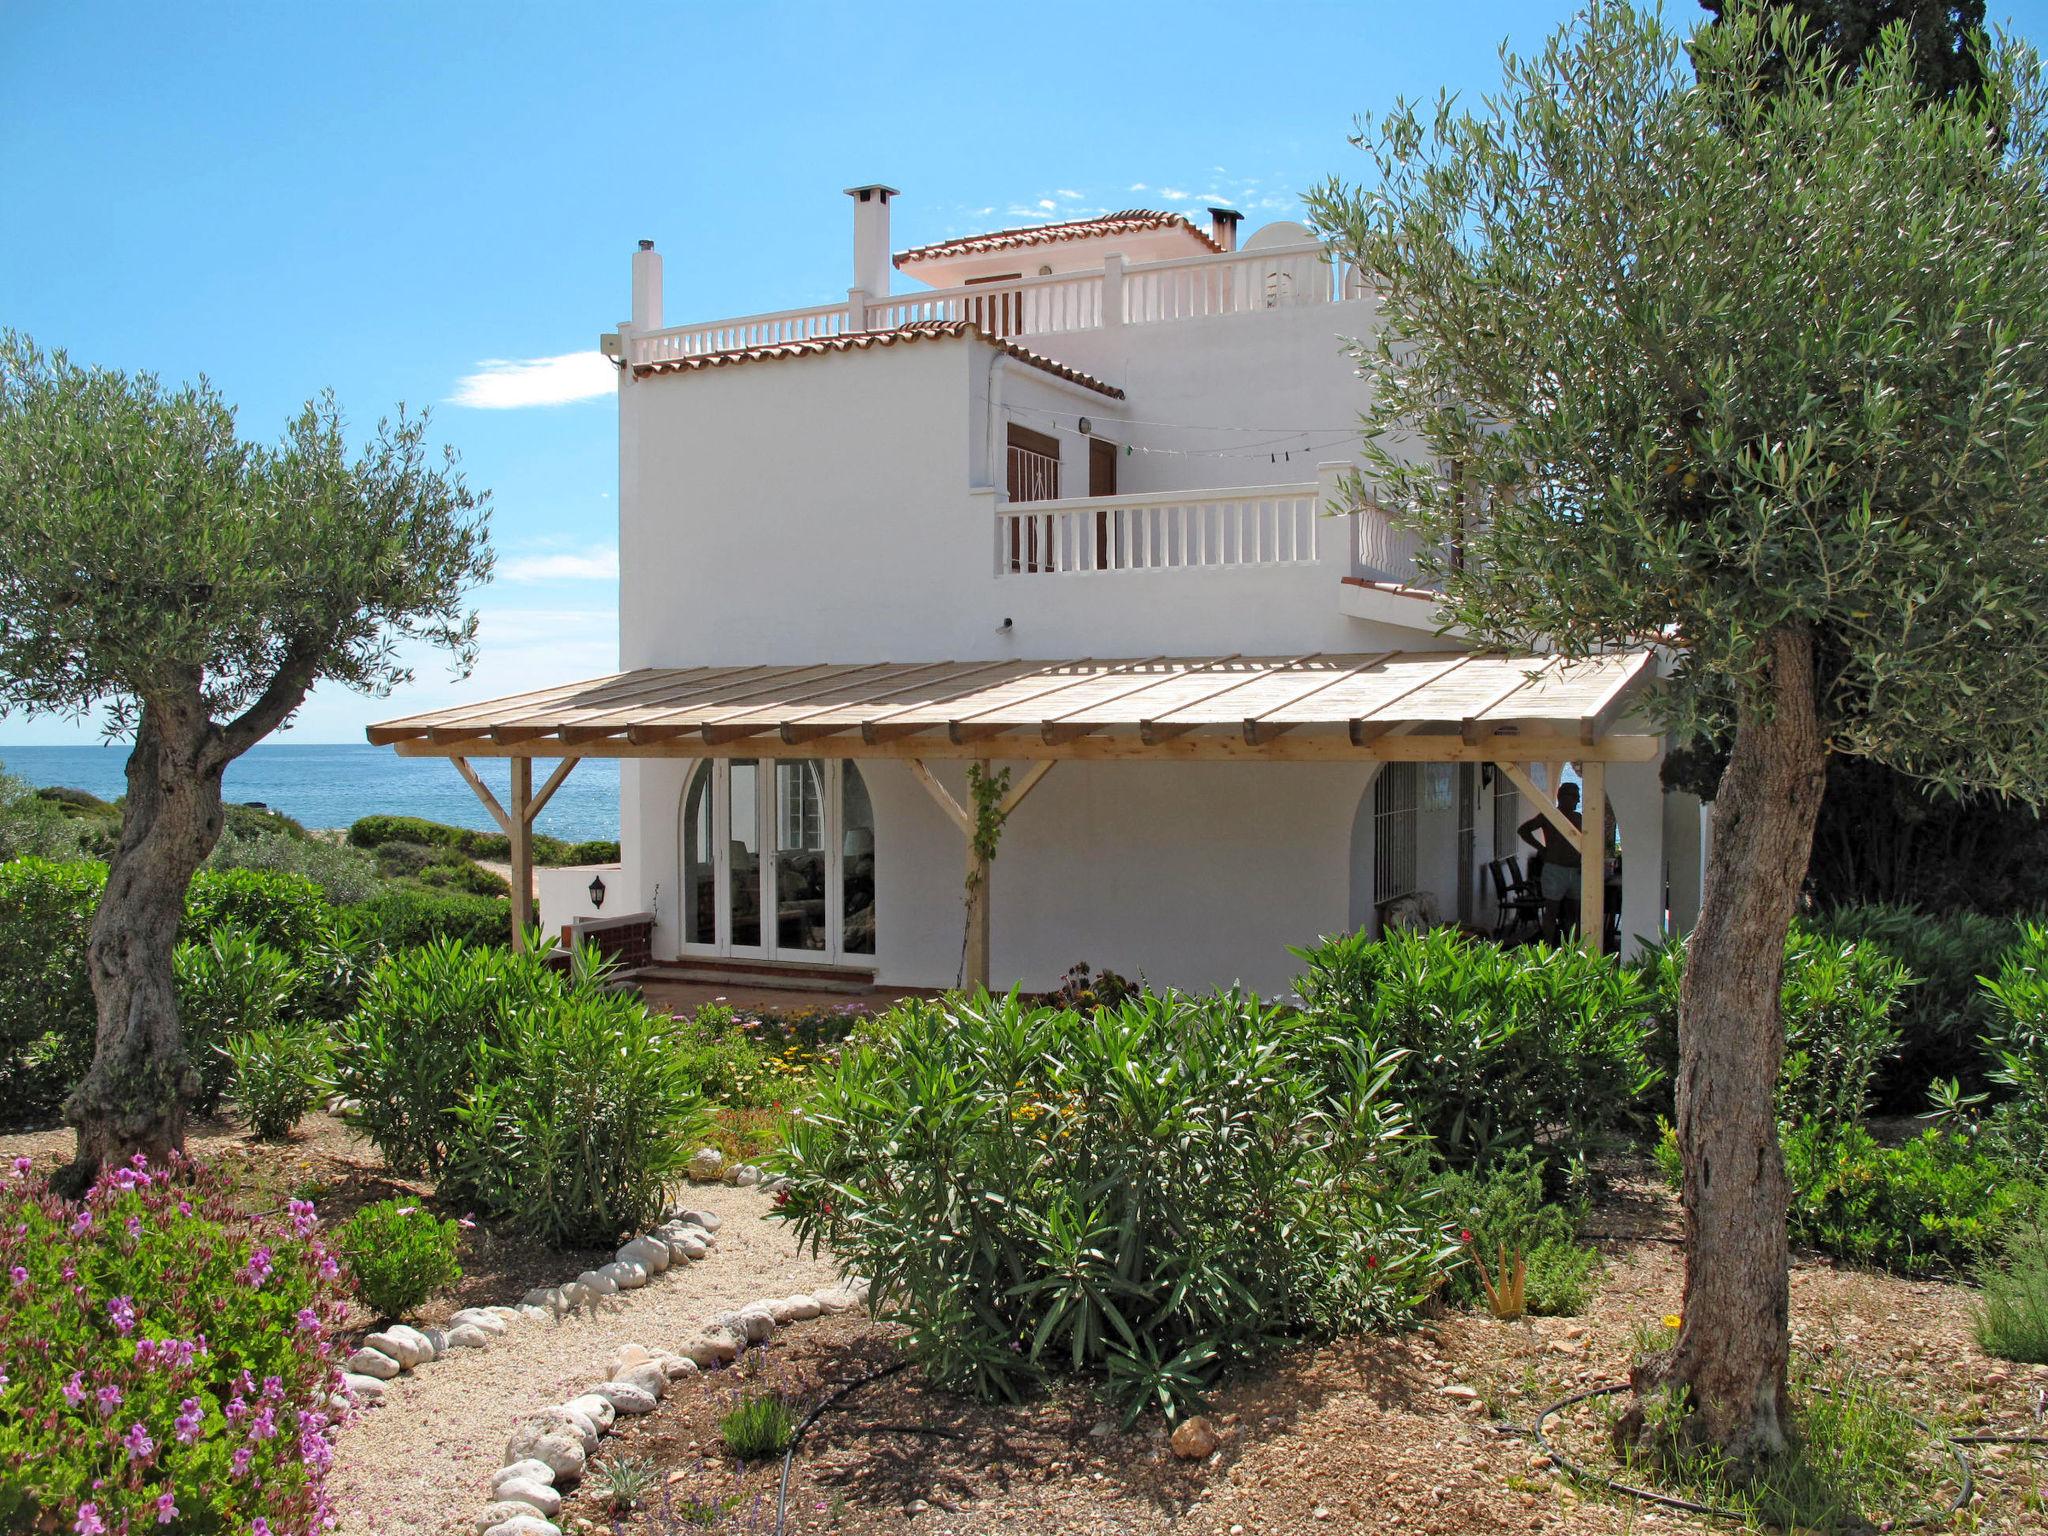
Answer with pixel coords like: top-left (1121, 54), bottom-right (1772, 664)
top-left (1662, 1314), bottom-right (1683, 1330)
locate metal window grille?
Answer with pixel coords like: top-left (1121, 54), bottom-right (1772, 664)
top-left (1373, 762), bottom-right (1420, 906)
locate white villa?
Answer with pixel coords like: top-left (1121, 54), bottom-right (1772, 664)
top-left (371, 186), bottom-right (1707, 996)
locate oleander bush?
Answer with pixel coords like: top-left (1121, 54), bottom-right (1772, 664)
top-left (1642, 924), bottom-right (1908, 1126)
top-left (1291, 928), bottom-right (1658, 1177)
top-left (1982, 924), bottom-right (2048, 1174)
top-left (0, 856), bottom-right (103, 1124)
top-left (344, 883), bottom-right (511, 950)
top-left (182, 867), bottom-right (331, 955)
top-left (226, 1022), bottom-right (331, 1141)
top-left (775, 988), bottom-right (1451, 1422)
top-left (0, 1154), bottom-right (349, 1534)
top-left (1783, 1119), bottom-right (2045, 1277)
top-left (174, 927), bottom-right (302, 1117)
top-left (331, 1198), bottom-right (464, 1320)
top-left (1808, 903), bottom-right (2023, 1106)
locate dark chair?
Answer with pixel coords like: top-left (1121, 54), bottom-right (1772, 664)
top-left (1488, 856), bottom-right (1547, 943)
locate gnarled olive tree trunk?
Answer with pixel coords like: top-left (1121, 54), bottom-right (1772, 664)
top-left (57, 702), bottom-right (228, 1193)
top-left (1622, 625), bottom-right (1827, 1463)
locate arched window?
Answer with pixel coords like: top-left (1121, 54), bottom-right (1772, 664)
top-left (678, 759), bottom-right (878, 964)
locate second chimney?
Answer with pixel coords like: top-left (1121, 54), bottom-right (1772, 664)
top-left (845, 184), bottom-right (900, 298)
top-left (1208, 206), bottom-right (1242, 253)
top-left (630, 239), bottom-right (663, 332)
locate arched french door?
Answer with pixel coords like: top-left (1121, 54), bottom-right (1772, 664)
top-left (679, 759), bottom-right (876, 963)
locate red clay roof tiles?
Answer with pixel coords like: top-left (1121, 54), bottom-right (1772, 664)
top-left (630, 320), bottom-right (1125, 398)
top-left (894, 210), bottom-right (1220, 267)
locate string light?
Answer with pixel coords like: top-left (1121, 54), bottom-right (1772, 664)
top-left (1003, 401), bottom-right (1359, 464)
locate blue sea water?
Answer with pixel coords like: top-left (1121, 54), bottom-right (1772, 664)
top-left (0, 742), bottom-right (620, 843)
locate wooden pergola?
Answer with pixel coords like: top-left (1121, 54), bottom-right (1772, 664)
top-left (367, 650), bottom-right (1658, 978)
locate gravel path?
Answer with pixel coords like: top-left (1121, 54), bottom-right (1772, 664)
top-left (326, 1183), bottom-right (845, 1536)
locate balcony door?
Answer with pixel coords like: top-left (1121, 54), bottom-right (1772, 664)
top-left (679, 759), bottom-right (876, 966)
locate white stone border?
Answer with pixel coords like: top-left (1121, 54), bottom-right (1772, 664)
top-left (474, 1275), bottom-right (872, 1536)
top-left (334, 1204), bottom-right (731, 1411)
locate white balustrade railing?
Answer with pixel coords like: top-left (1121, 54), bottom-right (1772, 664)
top-left (1354, 506), bottom-right (1436, 587)
top-left (996, 483), bottom-right (1323, 577)
top-left (627, 242), bottom-right (1346, 365)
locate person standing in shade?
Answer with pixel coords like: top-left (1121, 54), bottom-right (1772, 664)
top-left (1518, 781), bottom-right (1582, 941)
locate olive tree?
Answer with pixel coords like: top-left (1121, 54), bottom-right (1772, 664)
top-left (1308, 2), bottom-right (2048, 1461)
top-left (0, 336), bottom-right (491, 1188)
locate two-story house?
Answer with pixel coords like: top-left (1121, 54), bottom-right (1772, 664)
top-left (370, 186), bottom-right (1706, 996)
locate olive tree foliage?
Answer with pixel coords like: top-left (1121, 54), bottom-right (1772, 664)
top-left (0, 334), bottom-right (492, 1182)
top-left (1308, 2), bottom-right (2048, 802)
top-left (1308, 0), bottom-right (2048, 1462)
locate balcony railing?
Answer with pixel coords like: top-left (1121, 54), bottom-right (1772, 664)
top-left (1355, 505), bottom-right (1436, 587)
top-left (627, 241), bottom-right (1353, 365)
top-left (996, 483), bottom-right (1324, 577)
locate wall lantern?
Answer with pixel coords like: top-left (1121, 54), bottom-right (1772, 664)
top-left (588, 874), bottom-right (607, 910)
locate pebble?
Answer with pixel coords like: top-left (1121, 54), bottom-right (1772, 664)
top-left (450, 1308), bottom-right (511, 1335)
top-left (341, 1371), bottom-right (390, 1402)
top-left (815, 1291), bottom-right (855, 1315)
top-left (1170, 1417), bottom-right (1221, 1460)
top-left (609, 1343), bottom-right (655, 1374)
top-left (735, 1303), bottom-right (777, 1342)
top-left (659, 1355), bottom-right (699, 1382)
top-left (613, 1361), bottom-right (668, 1400)
top-left (672, 1207), bottom-right (721, 1232)
top-left (347, 1347), bottom-right (402, 1380)
top-left (782, 1294), bottom-right (823, 1321)
top-left (478, 1502), bottom-right (548, 1532)
top-left (597, 1259), bottom-right (648, 1290)
top-left (493, 1461), bottom-right (557, 1494)
top-left (618, 1235), bottom-right (671, 1274)
top-left (904, 1499), bottom-right (930, 1516)
top-left (687, 1148), bottom-right (725, 1182)
top-left (481, 1519), bottom-right (560, 1536)
top-left (575, 1270), bottom-right (620, 1298)
top-left (564, 1393), bottom-right (617, 1433)
top-left (1440, 1384), bottom-right (1478, 1399)
top-left (686, 1332), bottom-right (741, 1367)
top-left (591, 1381), bottom-right (659, 1416)
top-left (493, 1480), bottom-right (561, 1517)
top-left (504, 1429), bottom-right (585, 1483)
top-left (365, 1328), bottom-right (430, 1370)
top-left (511, 1408), bottom-right (596, 1460)
top-left (444, 1324), bottom-right (495, 1351)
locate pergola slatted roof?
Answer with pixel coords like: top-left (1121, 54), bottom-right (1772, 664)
top-left (369, 650), bottom-right (1660, 762)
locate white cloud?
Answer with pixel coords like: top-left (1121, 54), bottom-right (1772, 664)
top-left (1160, 187), bottom-right (1188, 200)
top-left (1054, 188), bottom-right (1082, 200)
top-left (1128, 182), bottom-right (1148, 192)
top-left (1036, 198), bottom-right (1057, 210)
top-left (498, 545), bottom-right (620, 582)
top-left (450, 352), bottom-right (617, 409)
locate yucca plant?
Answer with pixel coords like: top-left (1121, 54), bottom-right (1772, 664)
top-left (1465, 1239), bottom-right (1528, 1321)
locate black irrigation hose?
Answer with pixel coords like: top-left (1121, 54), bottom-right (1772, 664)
top-left (772, 1360), bottom-right (914, 1536)
top-left (1530, 1383), bottom-right (1976, 1529)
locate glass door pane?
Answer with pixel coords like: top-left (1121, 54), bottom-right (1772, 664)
top-left (772, 760), bottom-right (827, 954)
top-left (681, 765), bottom-right (716, 947)
top-left (728, 759), bottom-right (762, 950)
top-left (841, 764), bottom-right (876, 956)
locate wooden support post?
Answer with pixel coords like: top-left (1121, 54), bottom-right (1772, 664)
top-left (908, 756), bottom-right (1057, 994)
top-left (1579, 759), bottom-right (1606, 954)
top-left (508, 756), bottom-right (534, 950)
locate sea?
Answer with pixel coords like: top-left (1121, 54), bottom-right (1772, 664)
top-left (0, 742), bottom-right (621, 843)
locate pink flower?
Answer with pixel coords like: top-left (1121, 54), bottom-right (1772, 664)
top-left (249, 1404), bottom-right (278, 1441)
top-left (173, 1398), bottom-right (203, 1442)
top-left (242, 1246), bottom-right (273, 1288)
top-left (107, 1296), bottom-right (136, 1335)
top-left (295, 1307), bottom-right (321, 1333)
top-left (261, 1374), bottom-right (283, 1400)
top-left (224, 1393), bottom-right (249, 1424)
top-left (95, 1385), bottom-right (122, 1416)
top-left (125, 1215), bottom-right (141, 1239)
top-left (288, 1199), bottom-right (318, 1237)
top-left (123, 1421), bottom-right (155, 1461)
top-left (73, 1502), bottom-right (105, 1535)
top-left (63, 1372), bottom-right (85, 1406)
top-left (8, 1266), bottom-right (26, 1290)
top-left (231, 1446), bottom-right (253, 1479)
top-left (154, 1491), bottom-right (177, 1525)
top-left (10, 1155), bottom-right (30, 1177)
top-left (69, 1210), bottom-right (93, 1237)
top-left (251, 1520), bottom-right (272, 1536)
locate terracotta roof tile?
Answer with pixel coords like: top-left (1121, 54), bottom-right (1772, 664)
top-left (631, 320), bottom-right (1125, 398)
top-left (894, 210), bottom-right (1220, 267)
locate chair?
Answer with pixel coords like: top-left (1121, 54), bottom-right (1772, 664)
top-left (1488, 856), bottom-right (1547, 943)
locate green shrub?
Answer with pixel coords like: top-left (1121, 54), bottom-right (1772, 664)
top-left (412, 852), bottom-right (510, 897)
top-left (777, 988), bottom-right (1448, 1422)
top-left (1643, 924), bottom-right (1907, 1126)
top-left (1292, 928), bottom-right (1658, 1176)
top-left (227, 1022), bottom-right (330, 1140)
top-left (1784, 1119), bottom-right (2044, 1276)
top-left (1974, 1224), bottom-right (2048, 1365)
top-left (719, 1388), bottom-right (798, 1460)
top-left (332, 1198), bottom-right (464, 1320)
top-left (174, 927), bottom-right (300, 1116)
top-left (295, 909), bottom-right (382, 1024)
top-left (346, 884), bottom-right (511, 949)
top-left (348, 813), bottom-right (497, 856)
top-left (1982, 924), bottom-right (2048, 1174)
top-left (0, 1155), bottom-right (348, 1534)
top-left (444, 978), bottom-right (706, 1247)
top-left (565, 839), bottom-right (622, 864)
top-left (0, 764), bottom-right (93, 862)
top-left (1431, 1147), bottom-right (1597, 1314)
top-left (208, 821), bottom-right (382, 906)
top-left (1809, 903), bottom-right (2022, 1106)
top-left (0, 856), bottom-right (102, 1124)
top-left (184, 866), bottom-right (330, 953)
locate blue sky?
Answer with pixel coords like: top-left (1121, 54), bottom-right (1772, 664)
top-left (5, 0), bottom-right (2043, 746)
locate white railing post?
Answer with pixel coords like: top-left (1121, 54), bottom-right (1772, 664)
top-left (847, 287), bottom-right (869, 332)
top-left (1102, 253), bottom-right (1124, 327)
top-left (1318, 461), bottom-right (1351, 569)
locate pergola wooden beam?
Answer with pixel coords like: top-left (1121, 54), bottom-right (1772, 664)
top-left (449, 754), bottom-right (581, 951)
top-left (908, 756), bottom-right (1057, 991)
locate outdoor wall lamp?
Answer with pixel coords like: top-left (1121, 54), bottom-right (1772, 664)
top-left (588, 874), bottom-right (607, 910)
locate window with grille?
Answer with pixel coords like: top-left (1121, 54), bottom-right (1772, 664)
top-left (1373, 762), bottom-right (1420, 906)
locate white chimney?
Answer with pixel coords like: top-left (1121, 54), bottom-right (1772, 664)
top-left (1208, 207), bottom-right (1242, 253)
top-left (844, 184), bottom-right (899, 298)
top-left (630, 239), bottom-right (663, 332)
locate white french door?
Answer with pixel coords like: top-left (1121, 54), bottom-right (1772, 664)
top-left (678, 759), bottom-right (876, 965)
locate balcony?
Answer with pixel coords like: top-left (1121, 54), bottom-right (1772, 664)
top-left (625, 240), bottom-right (1352, 366)
top-left (990, 464), bottom-right (1440, 590)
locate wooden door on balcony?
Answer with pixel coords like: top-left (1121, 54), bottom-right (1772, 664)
top-left (1007, 425), bottom-right (1061, 572)
top-left (1089, 438), bottom-right (1118, 570)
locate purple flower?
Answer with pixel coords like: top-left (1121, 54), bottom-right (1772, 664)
top-left (231, 1445), bottom-right (252, 1479)
top-left (73, 1502), bottom-right (105, 1536)
top-left (173, 1397), bottom-right (204, 1442)
top-left (94, 1385), bottom-right (122, 1416)
top-left (296, 1307), bottom-right (321, 1333)
top-left (10, 1155), bottom-right (30, 1177)
top-left (123, 1421), bottom-right (155, 1461)
top-left (125, 1215), bottom-right (141, 1239)
top-left (242, 1246), bottom-right (273, 1288)
top-left (261, 1374), bottom-right (283, 1400)
top-left (288, 1199), bottom-right (319, 1236)
top-left (224, 1393), bottom-right (249, 1423)
top-left (107, 1296), bottom-right (136, 1335)
top-left (153, 1491), bottom-right (177, 1525)
top-left (8, 1266), bottom-right (26, 1290)
top-left (69, 1210), bottom-right (93, 1237)
top-left (63, 1372), bottom-right (85, 1406)
top-left (316, 1253), bottom-right (339, 1281)
top-left (249, 1404), bottom-right (278, 1441)
top-left (251, 1520), bottom-right (272, 1536)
